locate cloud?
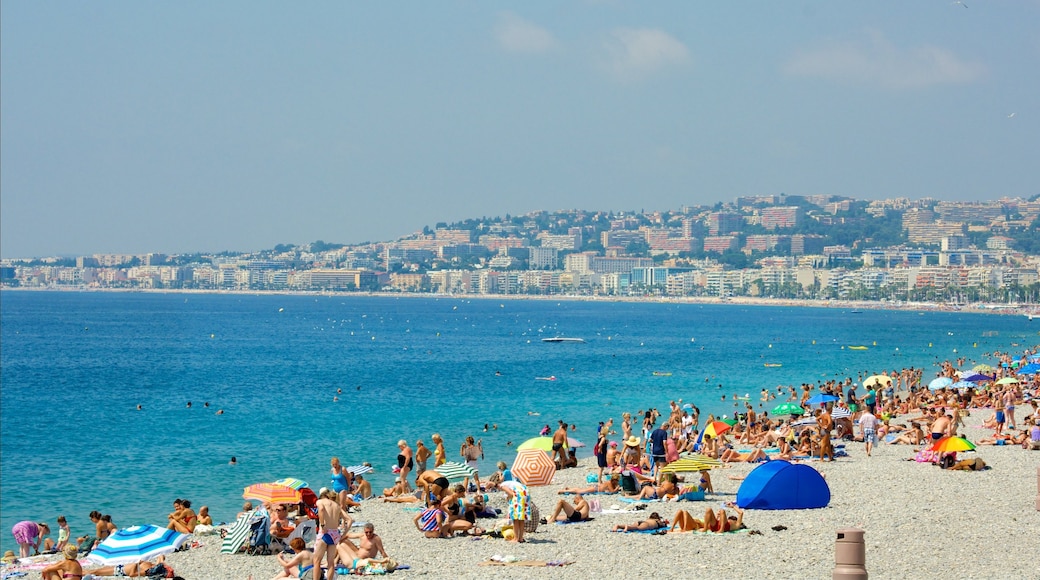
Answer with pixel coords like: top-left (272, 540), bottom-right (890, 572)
top-left (783, 29), bottom-right (985, 90)
top-left (495, 13), bottom-right (557, 54)
top-left (601, 28), bottom-right (690, 81)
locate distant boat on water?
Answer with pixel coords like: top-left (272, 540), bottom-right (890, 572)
top-left (652, 371), bottom-right (672, 376)
top-left (848, 345), bottom-right (869, 350)
top-left (763, 363), bottom-right (782, 368)
top-left (541, 337), bottom-right (585, 343)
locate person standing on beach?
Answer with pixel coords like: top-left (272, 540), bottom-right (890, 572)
top-left (460, 436), bottom-right (483, 490)
top-left (648, 421), bottom-right (669, 481)
top-left (396, 440), bottom-right (414, 491)
top-left (500, 481), bottom-right (530, 543)
top-left (551, 423), bottom-right (569, 465)
top-left (414, 440), bottom-right (432, 484)
top-left (431, 434), bottom-right (447, 467)
top-left (859, 407), bottom-right (879, 457)
top-left (314, 490), bottom-right (351, 580)
top-left (1003, 387), bottom-right (1017, 430)
top-left (11, 521), bottom-right (48, 557)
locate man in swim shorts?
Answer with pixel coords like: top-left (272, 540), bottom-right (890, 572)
top-left (314, 490), bottom-right (351, 580)
top-left (551, 423), bottom-right (569, 465)
top-left (549, 493), bottom-right (590, 523)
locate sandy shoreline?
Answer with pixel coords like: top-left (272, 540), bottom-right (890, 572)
top-left (3, 285), bottom-right (1032, 317)
top-left (7, 410), bottom-right (1037, 580)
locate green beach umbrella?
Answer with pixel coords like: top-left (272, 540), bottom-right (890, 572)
top-left (772, 402), bottom-right (805, 416)
top-left (435, 461), bottom-right (477, 482)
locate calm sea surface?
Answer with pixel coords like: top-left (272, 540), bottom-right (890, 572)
top-left (1, 291), bottom-right (1034, 550)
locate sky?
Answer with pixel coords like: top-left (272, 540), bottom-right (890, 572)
top-left (2, 1), bottom-right (1038, 258)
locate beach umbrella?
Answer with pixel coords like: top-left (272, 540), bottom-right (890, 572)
top-left (972, 364), bottom-right (994, 372)
top-left (661, 455), bottom-right (721, 473)
top-left (273, 477), bottom-right (308, 490)
top-left (962, 373), bottom-right (994, 383)
top-left (772, 402), bottom-right (805, 416)
top-left (1017, 363), bottom-right (1040, 375)
top-left (996, 377), bottom-right (1019, 385)
top-left (928, 436), bottom-right (976, 454)
top-left (243, 482), bottom-right (302, 504)
top-left (516, 436), bottom-right (585, 451)
top-left (87, 525), bottom-right (190, 565)
top-left (703, 421), bottom-right (732, 438)
top-left (511, 448), bottom-right (556, 486)
top-left (435, 461), bottom-right (477, 482)
top-left (806, 393), bottom-right (839, 406)
top-left (682, 403), bottom-right (694, 410)
top-left (1029, 354), bottom-right (1040, 362)
top-left (830, 407), bottom-right (851, 419)
top-left (928, 377), bottom-right (954, 391)
top-left (346, 464), bottom-right (373, 476)
top-left (791, 417), bottom-right (818, 427)
top-left (862, 375), bottom-right (892, 388)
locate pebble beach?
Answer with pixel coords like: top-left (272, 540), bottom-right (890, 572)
top-left (6, 410), bottom-right (1037, 580)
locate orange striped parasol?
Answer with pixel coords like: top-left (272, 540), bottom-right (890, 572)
top-left (511, 448), bottom-right (556, 486)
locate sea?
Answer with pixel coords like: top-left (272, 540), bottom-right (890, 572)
top-left (1, 290), bottom-right (1034, 551)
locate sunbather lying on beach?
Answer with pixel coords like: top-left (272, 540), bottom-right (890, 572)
top-left (720, 448), bottom-right (768, 463)
top-left (557, 475), bottom-right (621, 495)
top-left (84, 554), bottom-right (174, 578)
top-left (611, 512), bottom-right (667, 532)
top-left (550, 494), bottom-right (591, 523)
top-left (670, 505), bottom-right (746, 533)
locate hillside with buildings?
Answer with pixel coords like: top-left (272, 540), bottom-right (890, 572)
top-left (4, 195), bottom-right (1040, 303)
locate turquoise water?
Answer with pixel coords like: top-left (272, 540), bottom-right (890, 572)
top-left (1, 291), bottom-right (1033, 550)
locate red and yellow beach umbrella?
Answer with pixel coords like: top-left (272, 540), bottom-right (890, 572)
top-left (511, 448), bottom-right (556, 486)
top-left (703, 421), bottom-right (732, 439)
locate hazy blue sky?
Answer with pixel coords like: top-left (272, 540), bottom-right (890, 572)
top-left (2, 2), bottom-right (1037, 258)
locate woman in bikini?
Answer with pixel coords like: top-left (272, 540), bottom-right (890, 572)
top-left (271, 538), bottom-right (313, 579)
top-left (167, 499), bottom-right (197, 534)
top-left (431, 433), bottom-right (447, 468)
top-left (42, 545), bottom-right (82, 580)
top-left (670, 504), bottom-right (745, 533)
top-left (611, 512), bottom-right (667, 532)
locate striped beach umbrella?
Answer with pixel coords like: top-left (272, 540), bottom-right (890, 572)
top-left (87, 525), bottom-right (190, 565)
top-left (436, 461), bottom-right (476, 482)
top-left (346, 464), bottom-right (373, 476)
top-left (273, 477), bottom-right (309, 490)
top-left (662, 455), bottom-right (721, 473)
top-left (830, 407), bottom-right (852, 419)
top-left (243, 482), bottom-right (302, 504)
top-left (511, 448), bottom-right (556, 486)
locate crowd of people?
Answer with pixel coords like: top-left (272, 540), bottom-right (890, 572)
top-left (9, 348), bottom-right (1039, 579)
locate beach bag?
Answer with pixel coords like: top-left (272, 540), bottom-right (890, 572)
top-left (588, 498), bottom-right (602, 513)
top-left (524, 501), bottom-right (540, 533)
top-left (145, 563), bottom-right (175, 578)
top-left (620, 471), bottom-right (638, 494)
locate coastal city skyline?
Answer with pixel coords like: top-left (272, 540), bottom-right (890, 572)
top-left (2, 2), bottom-right (1038, 258)
top-left (4, 193), bottom-right (1040, 303)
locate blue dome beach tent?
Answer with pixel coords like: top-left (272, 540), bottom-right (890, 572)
top-left (735, 460), bottom-right (830, 510)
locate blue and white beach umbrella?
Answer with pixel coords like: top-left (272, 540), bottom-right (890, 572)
top-left (928, 377), bottom-right (954, 391)
top-left (87, 525), bottom-right (190, 565)
top-left (346, 464), bottom-right (373, 476)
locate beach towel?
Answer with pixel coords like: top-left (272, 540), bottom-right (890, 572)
top-left (611, 527), bottom-right (668, 534)
top-left (480, 558), bottom-right (573, 567)
top-left (618, 497), bottom-right (663, 504)
top-left (554, 517), bottom-right (594, 525)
